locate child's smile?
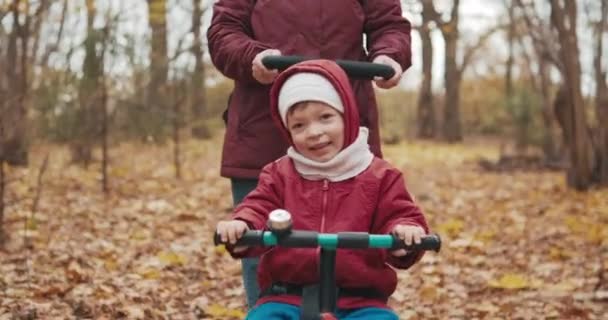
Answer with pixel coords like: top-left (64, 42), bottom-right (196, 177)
top-left (286, 101), bottom-right (345, 162)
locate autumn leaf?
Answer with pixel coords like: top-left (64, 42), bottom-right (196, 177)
top-left (488, 273), bottom-right (529, 290)
top-left (157, 251), bottom-right (188, 266)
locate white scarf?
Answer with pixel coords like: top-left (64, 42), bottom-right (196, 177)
top-left (287, 127), bottom-right (374, 182)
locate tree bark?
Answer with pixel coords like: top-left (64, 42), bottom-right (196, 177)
top-left (101, 27), bottom-right (109, 194)
top-left (145, 0), bottom-right (169, 141)
top-left (538, 55), bottom-right (560, 162)
top-left (417, 1), bottom-right (436, 139)
top-left (550, 0), bottom-right (596, 190)
top-left (190, 0), bottom-right (210, 139)
top-left (439, 0), bottom-right (463, 143)
top-left (505, 1), bottom-right (533, 151)
top-left (3, 0), bottom-right (28, 166)
top-left (73, 0), bottom-right (102, 165)
top-left (0, 160), bottom-right (5, 245)
top-left (594, 0), bottom-right (608, 185)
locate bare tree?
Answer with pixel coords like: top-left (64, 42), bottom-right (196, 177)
top-left (145, 0), bottom-right (169, 141)
top-left (438, 0), bottom-right (463, 142)
top-left (593, 0), bottom-right (608, 185)
top-left (2, 0), bottom-right (31, 166)
top-left (549, 0), bottom-right (596, 190)
top-left (430, 0), bottom-right (501, 142)
top-left (72, 0), bottom-right (104, 165)
top-left (190, 0), bottom-right (211, 139)
top-left (514, 0), bottom-right (561, 163)
top-left (417, 0), bottom-right (437, 139)
top-left (0, 161), bottom-right (5, 245)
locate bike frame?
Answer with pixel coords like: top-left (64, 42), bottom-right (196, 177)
top-left (215, 230), bottom-right (441, 319)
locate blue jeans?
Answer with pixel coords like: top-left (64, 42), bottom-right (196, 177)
top-left (231, 178), bottom-right (260, 309)
top-left (246, 302), bottom-right (399, 320)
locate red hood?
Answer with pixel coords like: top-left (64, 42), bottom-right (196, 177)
top-left (270, 59), bottom-right (360, 148)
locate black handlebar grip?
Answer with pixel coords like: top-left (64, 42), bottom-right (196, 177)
top-left (261, 56), bottom-right (395, 80)
top-left (262, 55), bottom-right (307, 71)
top-left (214, 230), bottom-right (266, 247)
top-left (391, 233), bottom-right (441, 252)
top-left (335, 59), bottom-right (395, 80)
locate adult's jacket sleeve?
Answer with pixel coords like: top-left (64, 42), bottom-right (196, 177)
top-left (227, 163), bottom-right (284, 258)
top-left (371, 169), bottom-right (429, 269)
top-left (363, 0), bottom-right (412, 72)
top-left (207, 0), bottom-right (271, 83)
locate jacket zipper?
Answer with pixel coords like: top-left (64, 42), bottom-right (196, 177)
top-left (316, 179), bottom-right (330, 281)
top-left (320, 179), bottom-right (329, 233)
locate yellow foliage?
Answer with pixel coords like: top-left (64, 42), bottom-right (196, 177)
top-left (215, 245), bottom-right (228, 256)
top-left (473, 230), bottom-right (495, 244)
top-left (549, 247), bottom-right (573, 260)
top-left (138, 268), bottom-right (161, 280)
top-left (436, 218), bottom-right (464, 237)
top-left (157, 251), bottom-right (187, 266)
top-left (206, 304), bottom-right (246, 319)
top-left (488, 273), bottom-right (529, 290)
top-left (104, 258), bottom-right (118, 271)
top-left (25, 217), bottom-right (38, 231)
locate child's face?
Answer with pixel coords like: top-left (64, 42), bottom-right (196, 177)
top-left (286, 101), bottom-right (345, 163)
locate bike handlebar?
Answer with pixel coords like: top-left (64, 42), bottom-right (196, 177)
top-left (214, 230), bottom-right (441, 252)
top-left (261, 56), bottom-right (396, 80)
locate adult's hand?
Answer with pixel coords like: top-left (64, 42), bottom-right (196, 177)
top-left (252, 49), bottom-right (282, 84)
top-left (372, 55), bottom-right (403, 89)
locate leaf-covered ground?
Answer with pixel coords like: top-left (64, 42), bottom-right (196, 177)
top-left (1, 136), bottom-right (607, 319)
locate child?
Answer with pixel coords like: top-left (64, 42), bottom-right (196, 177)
top-left (216, 59), bottom-right (429, 320)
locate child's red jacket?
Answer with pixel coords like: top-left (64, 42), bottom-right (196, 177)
top-left (229, 60), bottom-right (428, 310)
top-left (231, 157), bottom-right (428, 310)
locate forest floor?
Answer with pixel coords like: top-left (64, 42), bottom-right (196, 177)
top-left (0, 135), bottom-right (607, 319)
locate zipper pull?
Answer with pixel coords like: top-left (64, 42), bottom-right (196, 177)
top-left (322, 179), bottom-right (329, 191)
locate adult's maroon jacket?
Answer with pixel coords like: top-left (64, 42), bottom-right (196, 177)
top-left (229, 60), bottom-right (428, 310)
top-left (207, 0), bottom-right (412, 178)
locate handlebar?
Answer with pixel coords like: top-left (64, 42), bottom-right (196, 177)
top-left (214, 230), bottom-right (441, 252)
top-left (261, 55), bottom-right (396, 80)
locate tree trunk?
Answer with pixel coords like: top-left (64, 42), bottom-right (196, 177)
top-left (0, 160), bottom-right (5, 245)
top-left (550, 0), bottom-right (596, 190)
top-left (145, 0), bottom-right (169, 141)
top-left (594, 0), bottom-right (608, 185)
top-left (101, 26), bottom-right (109, 194)
top-left (442, 28), bottom-right (462, 142)
top-left (190, 0), bottom-right (210, 139)
top-left (73, 0), bottom-right (102, 165)
top-left (173, 85), bottom-right (182, 180)
top-left (538, 55), bottom-right (560, 162)
top-left (417, 1), bottom-right (436, 139)
top-left (3, 0), bottom-right (28, 166)
top-left (440, 0), bottom-right (463, 143)
top-left (505, 1), bottom-right (516, 149)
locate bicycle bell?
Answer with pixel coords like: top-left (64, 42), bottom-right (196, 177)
top-left (268, 209), bottom-right (293, 235)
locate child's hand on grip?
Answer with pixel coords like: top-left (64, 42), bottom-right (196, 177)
top-left (390, 224), bottom-right (426, 257)
top-left (216, 220), bottom-right (250, 253)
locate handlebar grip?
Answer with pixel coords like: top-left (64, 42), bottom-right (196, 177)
top-left (391, 233), bottom-right (441, 252)
top-left (261, 56), bottom-right (395, 80)
top-left (214, 230), bottom-right (265, 247)
top-left (262, 55), bottom-right (307, 71)
top-left (336, 59), bottom-right (395, 80)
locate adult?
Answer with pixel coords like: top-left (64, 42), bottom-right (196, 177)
top-left (207, 0), bottom-right (412, 309)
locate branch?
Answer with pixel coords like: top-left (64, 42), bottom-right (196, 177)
top-left (168, 30), bottom-right (193, 63)
top-left (460, 23), bottom-right (507, 73)
top-left (515, 0), bottom-right (563, 72)
top-left (39, 0), bottom-right (68, 67)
